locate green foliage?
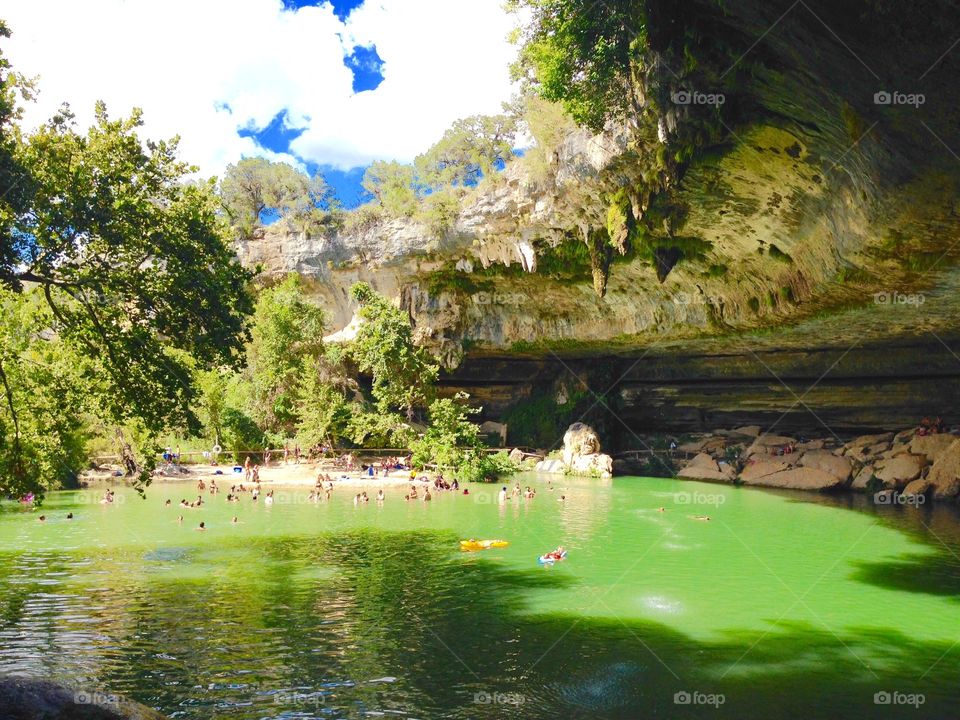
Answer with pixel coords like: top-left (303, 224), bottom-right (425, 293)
top-left (248, 274), bottom-right (327, 434)
top-left (417, 188), bottom-right (462, 239)
top-left (220, 157), bottom-right (333, 238)
top-left (409, 393), bottom-right (519, 481)
top-left (704, 263), bottom-right (728, 278)
top-left (415, 114), bottom-right (518, 189)
top-left (768, 244), bottom-right (793, 263)
top-left (295, 355), bottom-right (355, 451)
top-left (342, 201), bottom-right (385, 235)
top-left (0, 289), bottom-right (91, 498)
top-left (0, 58), bottom-right (255, 496)
top-left (508, 0), bottom-right (647, 130)
top-left (515, 92), bottom-right (577, 184)
top-left (501, 387), bottom-right (584, 447)
top-left (349, 282), bottom-right (439, 421)
top-left (362, 160), bottom-right (418, 218)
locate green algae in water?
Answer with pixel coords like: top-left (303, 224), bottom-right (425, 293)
top-left (0, 478), bottom-right (958, 718)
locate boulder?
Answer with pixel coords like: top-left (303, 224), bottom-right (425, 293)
top-left (902, 478), bottom-right (932, 497)
top-left (0, 677), bottom-right (168, 720)
top-left (678, 440), bottom-right (706, 453)
top-left (687, 453), bottom-right (719, 471)
top-left (677, 465), bottom-right (735, 483)
top-left (731, 425), bottom-right (762, 438)
top-left (894, 429), bottom-right (916, 444)
top-left (925, 439), bottom-right (960, 500)
top-left (848, 432), bottom-right (894, 448)
top-left (874, 454), bottom-right (925, 487)
top-left (740, 466), bottom-right (846, 490)
top-left (799, 450), bottom-right (853, 483)
top-left (559, 423), bottom-right (613, 478)
top-left (851, 464), bottom-right (875, 490)
top-left (909, 433), bottom-right (957, 463)
top-left (740, 459), bottom-right (790, 483)
top-left (795, 439), bottom-right (826, 451)
top-left (508, 447), bottom-right (525, 464)
top-left (570, 452), bottom-right (614, 477)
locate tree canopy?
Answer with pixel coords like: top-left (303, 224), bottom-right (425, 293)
top-left (415, 114), bottom-right (518, 188)
top-left (220, 157), bottom-right (333, 238)
top-left (0, 27), bottom-right (254, 497)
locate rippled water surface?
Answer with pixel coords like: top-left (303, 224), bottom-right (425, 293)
top-left (1, 476), bottom-right (959, 719)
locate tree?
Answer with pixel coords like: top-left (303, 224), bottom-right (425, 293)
top-left (220, 157), bottom-right (332, 238)
top-left (361, 160), bottom-right (418, 218)
top-left (507, 0), bottom-right (646, 130)
top-left (415, 114), bottom-right (518, 188)
top-left (348, 282), bottom-right (438, 421)
top-left (247, 274), bottom-right (327, 434)
top-left (0, 288), bottom-right (91, 498)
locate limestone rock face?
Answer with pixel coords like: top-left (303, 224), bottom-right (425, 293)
top-left (740, 460), bottom-right (790, 483)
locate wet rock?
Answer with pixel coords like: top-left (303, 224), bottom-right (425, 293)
top-left (559, 423), bottom-right (613, 477)
top-left (688, 453), bottom-right (720, 471)
top-left (902, 478), bottom-right (933, 498)
top-left (909, 433), bottom-right (957, 463)
top-left (731, 425), bottom-right (762, 438)
top-left (798, 450), bottom-right (853, 483)
top-left (874, 454), bottom-right (925, 487)
top-left (925, 439), bottom-right (960, 499)
top-left (0, 677), bottom-right (168, 720)
top-left (851, 465), bottom-right (875, 490)
top-left (741, 466), bottom-right (846, 490)
top-left (508, 447), bottom-right (525, 464)
top-left (739, 459), bottom-right (790, 483)
top-left (677, 465), bottom-right (735, 482)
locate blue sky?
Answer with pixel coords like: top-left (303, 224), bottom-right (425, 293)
top-left (5, 0), bottom-right (519, 208)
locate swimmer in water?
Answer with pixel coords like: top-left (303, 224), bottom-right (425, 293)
top-left (38, 515), bottom-right (46, 522)
top-left (66, 513), bottom-right (73, 520)
top-left (231, 516), bottom-right (238, 524)
top-left (177, 515), bottom-right (184, 523)
top-left (377, 489), bottom-right (384, 502)
top-left (692, 515), bottom-right (711, 521)
top-left (165, 499), bottom-right (171, 507)
top-left (558, 495), bottom-right (566, 502)
top-left (197, 522), bottom-right (206, 531)
top-left (423, 488), bottom-right (432, 502)
top-left (498, 486), bottom-right (507, 504)
top-left (657, 507), bottom-right (666, 512)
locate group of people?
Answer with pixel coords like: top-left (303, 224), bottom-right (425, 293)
top-left (918, 417), bottom-right (946, 436)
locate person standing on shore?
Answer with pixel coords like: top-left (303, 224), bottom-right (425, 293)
top-left (244, 456), bottom-right (252, 482)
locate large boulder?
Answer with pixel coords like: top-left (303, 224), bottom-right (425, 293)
top-left (851, 464), bottom-right (875, 490)
top-left (677, 464), bottom-right (735, 483)
top-left (731, 425), bottom-right (762, 438)
top-left (798, 450), bottom-right (853, 484)
top-left (559, 423), bottom-right (613, 478)
top-left (687, 453), bottom-right (719, 471)
top-left (739, 459), bottom-right (790, 483)
top-left (875, 454), bottom-right (925, 488)
top-left (925, 439), bottom-right (960, 500)
top-left (740, 466), bottom-right (846, 490)
top-left (909, 433), bottom-right (957, 463)
top-left (0, 677), bottom-right (168, 720)
top-left (902, 478), bottom-right (933, 498)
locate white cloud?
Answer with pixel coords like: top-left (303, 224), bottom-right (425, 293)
top-left (3, 0), bottom-right (520, 175)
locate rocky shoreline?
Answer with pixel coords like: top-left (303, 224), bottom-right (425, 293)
top-left (668, 425), bottom-right (960, 502)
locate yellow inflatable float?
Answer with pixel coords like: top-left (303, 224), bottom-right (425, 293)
top-left (460, 539), bottom-right (509, 552)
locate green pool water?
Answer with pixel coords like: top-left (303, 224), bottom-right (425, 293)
top-left (1, 475), bottom-right (958, 719)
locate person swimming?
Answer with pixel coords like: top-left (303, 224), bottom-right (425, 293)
top-left (66, 512), bottom-right (73, 519)
top-left (38, 515), bottom-right (46, 522)
top-left (264, 491), bottom-right (274, 506)
top-left (558, 495), bottom-right (566, 502)
top-left (657, 507), bottom-right (667, 512)
top-left (498, 486), bottom-right (507, 504)
top-left (197, 522), bottom-right (206, 531)
top-left (377, 489), bottom-right (384, 502)
top-left (692, 515), bottom-right (711, 521)
top-left (177, 515), bottom-right (184, 523)
top-left (164, 499), bottom-right (171, 507)
top-left (423, 488), bottom-right (432, 502)
top-left (231, 516), bottom-right (238, 524)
